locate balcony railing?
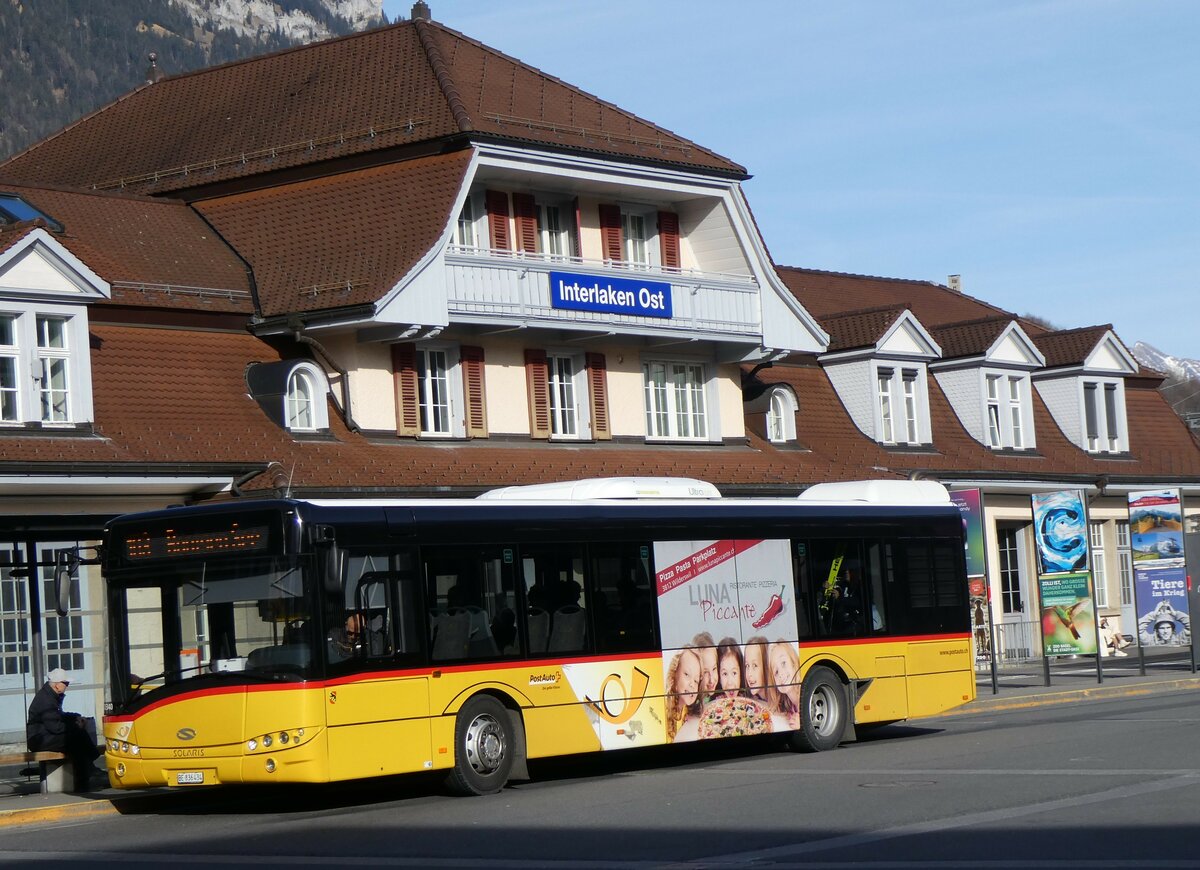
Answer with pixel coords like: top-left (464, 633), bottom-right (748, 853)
top-left (445, 245), bottom-right (762, 338)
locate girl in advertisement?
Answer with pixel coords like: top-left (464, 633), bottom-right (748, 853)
top-left (742, 636), bottom-right (773, 708)
top-left (665, 647), bottom-right (703, 742)
top-left (715, 637), bottom-right (745, 700)
top-left (691, 631), bottom-right (719, 702)
top-left (769, 641), bottom-right (801, 730)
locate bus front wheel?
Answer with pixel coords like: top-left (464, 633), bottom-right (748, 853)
top-left (446, 694), bottom-right (513, 795)
top-left (789, 666), bottom-right (846, 753)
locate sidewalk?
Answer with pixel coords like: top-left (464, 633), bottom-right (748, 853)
top-left (3, 661), bottom-right (1199, 828)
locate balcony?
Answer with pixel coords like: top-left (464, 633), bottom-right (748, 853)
top-left (445, 245), bottom-right (761, 340)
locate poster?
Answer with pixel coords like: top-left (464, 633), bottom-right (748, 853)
top-left (1128, 489), bottom-right (1185, 566)
top-left (950, 489), bottom-right (986, 578)
top-left (1133, 565), bottom-right (1191, 646)
top-left (654, 539), bottom-right (799, 743)
top-left (1038, 572), bottom-right (1098, 656)
top-left (968, 577), bottom-right (990, 660)
top-left (1031, 490), bottom-right (1089, 575)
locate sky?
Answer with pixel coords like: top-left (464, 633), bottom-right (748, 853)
top-left (383, 0), bottom-right (1198, 360)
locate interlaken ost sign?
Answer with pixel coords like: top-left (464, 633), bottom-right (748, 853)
top-left (549, 271), bottom-right (673, 319)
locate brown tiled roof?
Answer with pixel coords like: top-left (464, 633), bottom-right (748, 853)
top-left (0, 182), bottom-right (253, 313)
top-left (817, 305), bottom-right (907, 352)
top-left (777, 266), bottom-right (1013, 329)
top-left (0, 19), bottom-right (742, 197)
top-left (931, 315), bottom-right (1014, 360)
top-left (1032, 325), bottom-right (1120, 369)
top-left (194, 151), bottom-right (470, 317)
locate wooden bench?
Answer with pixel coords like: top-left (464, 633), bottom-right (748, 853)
top-left (0, 750), bottom-right (73, 793)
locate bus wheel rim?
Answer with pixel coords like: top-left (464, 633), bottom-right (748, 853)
top-left (464, 713), bottom-right (506, 775)
top-left (809, 685), bottom-right (837, 735)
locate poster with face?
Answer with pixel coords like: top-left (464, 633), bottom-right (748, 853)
top-left (655, 539), bottom-right (799, 743)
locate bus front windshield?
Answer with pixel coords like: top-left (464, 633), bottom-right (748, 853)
top-left (110, 555), bottom-right (317, 711)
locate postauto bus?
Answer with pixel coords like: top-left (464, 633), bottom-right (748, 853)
top-left (99, 477), bottom-right (974, 794)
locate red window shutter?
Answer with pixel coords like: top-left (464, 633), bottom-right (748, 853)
top-left (461, 345), bottom-right (488, 439)
top-left (391, 343), bottom-right (420, 437)
top-left (586, 352), bottom-right (611, 440)
top-left (485, 189), bottom-right (511, 250)
top-left (512, 193), bottom-right (538, 253)
top-left (524, 349), bottom-right (551, 440)
top-left (658, 211), bottom-right (680, 269)
top-left (598, 204), bottom-right (623, 262)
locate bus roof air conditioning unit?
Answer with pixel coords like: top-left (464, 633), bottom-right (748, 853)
top-left (477, 476), bottom-right (721, 501)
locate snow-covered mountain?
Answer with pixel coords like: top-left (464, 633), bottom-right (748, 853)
top-left (1132, 342), bottom-right (1200, 382)
top-left (170, 0), bottom-right (386, 44)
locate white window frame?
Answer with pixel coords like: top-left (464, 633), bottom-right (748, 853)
top-left (36, 314), bottom-right (71, 424)
top-left (1116, 520), bottom-right (1133, 606)
top-left (620, 204), bottom-right (659, 269)
top-left (416, 344), bottom-right (464, 438)
top-left (982, 370), bottom-right (1032, 450)
top-left (536, 196), bottom-right (575, 260)
top-left (0, 303), bottom-right (94, 427)
top-left (1089, 521), bottom-right (1108, 608)
top-left (454, 192), bottom-right (481, 249)
top-left (642, 358), bottom-right (712, 442)
top-left (766, 386), bottom-right (799, 443)
top-left (0, 313), bottom-right (20, 424)
top-left (874, 363), bottom-right (927, 446)
top-left (284, 361), bottom-right (330, 433)
top-left (546, 351), bottom-right (591, 440)
top-left (1081, 377), bottom-right (1127, 453)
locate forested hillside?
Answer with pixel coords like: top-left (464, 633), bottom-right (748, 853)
top-left (0, 0), bottom-right (385, 160)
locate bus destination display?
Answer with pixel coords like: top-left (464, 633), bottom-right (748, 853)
top-left (123, 522), bottom-right (269, 561)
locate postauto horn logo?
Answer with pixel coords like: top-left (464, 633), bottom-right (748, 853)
top-left (177, 727), bottom-right (197, 741)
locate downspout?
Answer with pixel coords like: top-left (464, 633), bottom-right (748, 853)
top-left (291, 325), bottom-right (361, 433)
top-left (231, 465), bottom-right (271, 498)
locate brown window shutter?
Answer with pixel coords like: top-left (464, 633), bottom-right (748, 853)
top-left (524, 349), bottom-right (551, 440)
top-left (461, 345), bottom-right (488, 439)
top-left (598, 204), bottom-right (623, 262)
top-left (512, 193), bottom-right (538, 253)
top-left (391, 343), bottom-right (421, 437)
top-left (485, 189), bottom-right (511, 250)
top-left (658, 211), bottom-right (680, 269)
top-left (586, 352), bottom-right (611, 440)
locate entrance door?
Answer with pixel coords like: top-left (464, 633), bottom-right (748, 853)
top-left (995, 523), bottom-right (1036, 662)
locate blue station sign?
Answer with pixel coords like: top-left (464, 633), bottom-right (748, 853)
top-left (549, 271), bottom-right (673, 319)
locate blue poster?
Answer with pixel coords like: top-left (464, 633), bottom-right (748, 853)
top-left (1030, 490), bottom-right (1089, 575)
top-left (1128, 489), bottom-right (1185, 566)
top-left (549, 271), bottom-right (672, 319)
top-left (1134, 565), bottom-right (1191, 646)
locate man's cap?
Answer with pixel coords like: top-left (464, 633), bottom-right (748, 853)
top-left (47, 667), bottom-right (71, 684)
top-left (1154, 619), bottom-right (1176, 630)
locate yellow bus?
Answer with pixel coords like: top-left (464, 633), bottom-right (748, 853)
top-left (99, 478), bottom-right (975, 795)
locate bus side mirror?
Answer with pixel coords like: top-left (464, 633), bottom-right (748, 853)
top-left (53, 548), bottom-right (77, 617)
top-left (313, 525), bottom-right (343, 595)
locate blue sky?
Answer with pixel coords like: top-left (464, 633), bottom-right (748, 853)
top-left (384, 0), bottom-right (1198, 360)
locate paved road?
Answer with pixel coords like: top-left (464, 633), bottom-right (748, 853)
top-left (2, 688), bottom-right (1199, 868)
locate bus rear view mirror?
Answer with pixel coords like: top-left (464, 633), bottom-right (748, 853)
top-left (313, 525), bottom-right (343, 594)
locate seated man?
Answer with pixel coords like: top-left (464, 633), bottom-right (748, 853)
top-left (328, 613), bottom-right (365, 662)
top-left (26, 667), bottom-right (101, 791)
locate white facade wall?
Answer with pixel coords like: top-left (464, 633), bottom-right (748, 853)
top-left (936, 369), bottom-right (983, 443)
top-left (676, 198), bottom-right (750, 276)
top-left (1034, 376), bottom-right (1082, 449)
top-left (823, 359), bottom-right (875, 439)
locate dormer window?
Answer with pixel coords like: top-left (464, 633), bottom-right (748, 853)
top-left (877, 366), bottom-right (922, 445)
top-left (284, 362), bottom-right (329, 433)
top-left (0, 194), bottom-right (62, 231)
top-left (0, 306), bottom-right (92, 427)
top-left (984, 372), bottom-right (1030, 450)
top-left (765, 386), bottom-right (799, 443)
top-left (1083, 379), bottom-right (1125, 452)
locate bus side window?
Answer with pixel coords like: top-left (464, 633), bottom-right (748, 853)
top-left (519, 544), bottom-right (588, 655)
top-left (588, 542), bottom-right (656, 653)
top-left (791, 541), bottom-right (814, 640)
top-left (424, 546), bottom-right (513, 661)
top-left (865, 541), bottom-right (888, 633)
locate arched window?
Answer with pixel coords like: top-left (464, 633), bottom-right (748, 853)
top-left (765, 386), bottom-right (798, 443)
top-left (284, 362), bottom-right (329, 432)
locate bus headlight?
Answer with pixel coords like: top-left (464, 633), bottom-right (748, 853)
top-left (265, 758), bottom-right (276, 773)
top-left (262, 734), bottom-right (273, 748)
top-left (110, 739), bottom-right (120, 752)
top-left (115, 763), bottom-right (126, 777)
top-left (279, 732), bottom-right (289, 745)
top-left (121, 742), bottom-right (129, 753)
top-left (130, 745), bottom-right (140, 755)
top-left (247, 739), bottom-right (257, 751)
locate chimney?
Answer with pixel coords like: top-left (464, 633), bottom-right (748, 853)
top-left (145, 52), bottom-right (163, 85)
top-left (947, 274), bottom-right (961, 293)
top-left (411, 1), bottom-right (431, 20)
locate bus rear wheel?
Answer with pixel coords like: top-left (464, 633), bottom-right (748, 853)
top-left (446, 694), bottom-right (513, 796)
top-left (789, 666), bottom-right (846, 753)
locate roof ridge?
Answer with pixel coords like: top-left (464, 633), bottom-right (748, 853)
top-left (1033, 323), bottom-right (1114, 340)
top-left (423, 20), bottom-right (745, 175)
top-left (414, 19), bottom-right (473, 133)
top-left (0, 178), bottom-right (187, 205)
top-left (819, 302), bottom-right (910, 320)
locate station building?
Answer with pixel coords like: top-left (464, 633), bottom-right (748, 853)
top-left (0, 2), bottom-right (1196, 743)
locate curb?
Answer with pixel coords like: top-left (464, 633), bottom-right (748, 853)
top-left (0, 796), bottom-right (120, 828)
top-left (938, 676), bottom-right (1200, 717)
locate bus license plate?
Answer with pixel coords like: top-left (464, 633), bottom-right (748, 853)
top-left (176, 771), bottom-right (204, 785)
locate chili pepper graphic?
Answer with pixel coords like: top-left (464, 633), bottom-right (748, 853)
top-left (753, 587), bottom-right (785, 629)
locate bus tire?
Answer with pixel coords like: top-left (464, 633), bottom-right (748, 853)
top-left (446, 694), bottom-right (513, 796)
top-left (789, 666), bottom-right (846, 753)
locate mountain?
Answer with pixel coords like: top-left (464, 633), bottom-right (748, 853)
top-left (1133, 342), bottom-right (1200, 429)
top-left (0, 0), bottom-right (387, 161)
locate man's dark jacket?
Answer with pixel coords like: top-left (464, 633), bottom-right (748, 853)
top-left (26, 682), bottom-right (68, 751)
